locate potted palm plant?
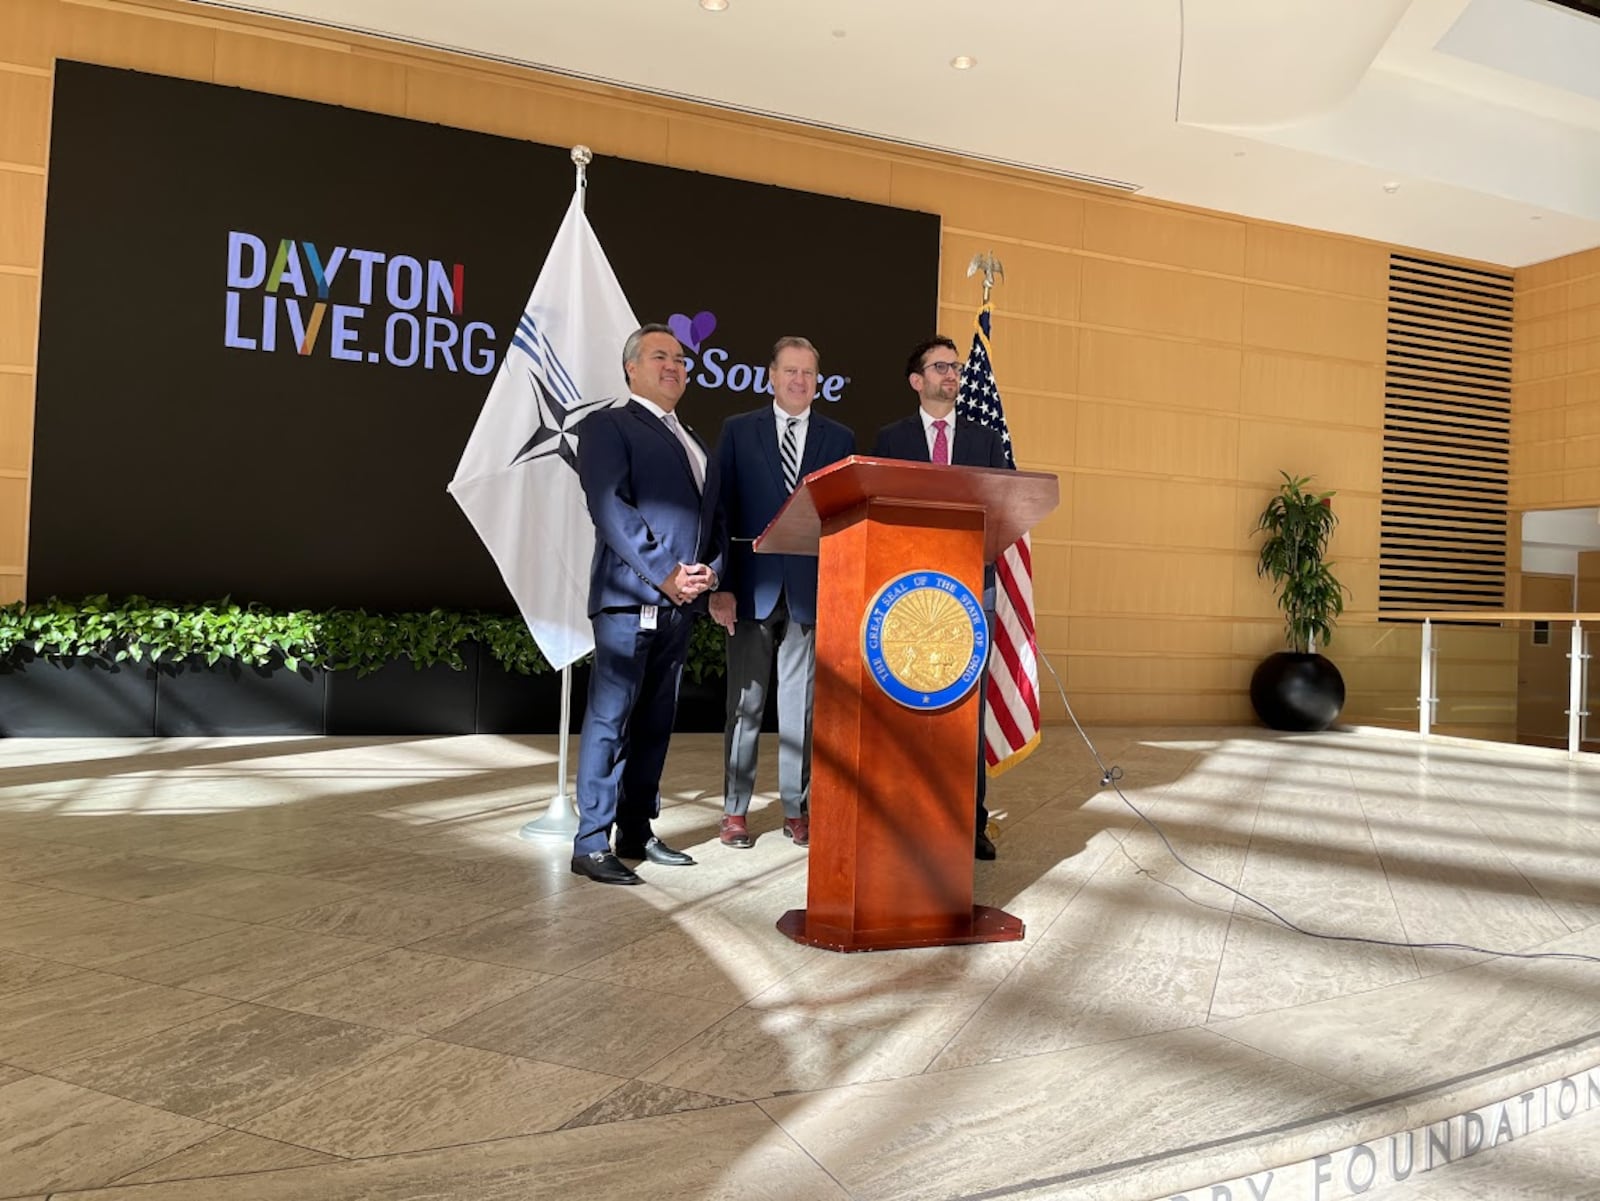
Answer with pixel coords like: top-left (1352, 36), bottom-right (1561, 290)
top-left (1250, 472), bottom-right (1349, 731)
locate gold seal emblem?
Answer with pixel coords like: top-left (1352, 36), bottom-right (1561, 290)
top-left (879, 587), bottom-right (976, 692)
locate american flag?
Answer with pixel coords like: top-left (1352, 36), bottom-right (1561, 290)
top-left (956, 303), bottom-right (1041, 774)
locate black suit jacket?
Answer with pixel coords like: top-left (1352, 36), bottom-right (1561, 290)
top-left (871, 412), bottom-right (1011, 606)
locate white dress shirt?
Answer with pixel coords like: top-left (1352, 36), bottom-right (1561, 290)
top-left (632, 393), bottom-right (706, 489)
top-left (919, 406), bottom-right (958, 462)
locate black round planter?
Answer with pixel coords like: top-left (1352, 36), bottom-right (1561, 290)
top-left (1250, 651), bottom-right (1345, 732)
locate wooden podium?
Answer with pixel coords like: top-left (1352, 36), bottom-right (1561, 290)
top-left (759, 455), bottom-right (1060, 952)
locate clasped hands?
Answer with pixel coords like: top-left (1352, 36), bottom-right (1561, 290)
top-left (662, 562), bottom-right (717, 608)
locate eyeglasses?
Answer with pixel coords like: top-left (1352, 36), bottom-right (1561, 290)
top-left (921, 361), bottom-right (962, 376)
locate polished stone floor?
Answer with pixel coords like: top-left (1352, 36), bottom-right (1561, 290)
top-left (0, 725), bottom-right (1595, 1200)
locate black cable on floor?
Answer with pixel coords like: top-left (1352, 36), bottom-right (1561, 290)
top-left (1035, 651), bottom-right (1600, 967)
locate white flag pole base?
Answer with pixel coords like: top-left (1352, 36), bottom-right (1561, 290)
top-left (519, 662), bottom-right (579, 841)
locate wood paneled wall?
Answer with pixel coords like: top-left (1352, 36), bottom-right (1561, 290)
top-left (0, 0), bottom-right (1548, 727)
top-left (1514, 245), bottom-right (1600, 511)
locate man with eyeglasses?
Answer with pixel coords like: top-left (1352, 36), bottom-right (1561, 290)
top-left (871, 336), bottom-right (1010, 859)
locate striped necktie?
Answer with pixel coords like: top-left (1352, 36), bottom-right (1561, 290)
top-left (781, 416), bottom-right (800, 493)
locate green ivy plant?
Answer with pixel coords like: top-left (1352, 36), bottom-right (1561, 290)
top-left (0, 595), bottom-right (728, 681)
top-left (1253, 473), bottom-right (1350, 654)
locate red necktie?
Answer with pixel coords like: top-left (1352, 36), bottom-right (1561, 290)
top-left (932, 418), bottom-right (950, 465)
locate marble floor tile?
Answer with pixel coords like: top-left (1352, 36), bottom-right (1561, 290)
top-left (1207, 911), bottom-right (1422, 1020)
top-left (138, 870), bottom-right (372, 924)
top-left (0, 894), bottom-right (243, 970)
top-left (1211, 965), bottom-right (1600, 1096)
top-left (436, 975), bottom-right (732, 1076)
top-left (58, 1102), bottom-right (848, 1201)
top-left (929, 939), bottom-right (1219, 1069)
top-left (516, 875), bottom-right (678, 929)
top-left (254, 948), bottom-right (548, 1033)
top-left (28, 854), bottom-right (272, 906)
top-left (113, 1130), bottom-right (339, 1186)
top-left (0, 972), bottom-right (234, 1071)
top-left (560, 1078), bottom-right (737, 1129)
top-left (0, 835), bottom-right (122, 881)
top-left (294, 846), bottom-right (567, 908)
top-left (746, 942), bottom-right (1020, 1042)
top-left (637, 1006), bottom-right (947, 1102)
top-left (409, 908), bottom-right (650, 974)
top-left (564, 908), bottom-right (818, 1004)
top-left (107, 925), bottom-right (387, 1000)
top-left (759, 1026), bottom-right (1366, 1201)
top-left (0, 950), bottom-right (81, 999)
top-left (267, 890), bottom-right (506, 945)
top-left (0, 1064), bottom-right (28, 1087)
top-left (0, 1074), bottom-right (216, 1195)
top-left (51, 1003), bottom-right (415, 1125)
top-left (238, 1038), bottom-right (621, 1156)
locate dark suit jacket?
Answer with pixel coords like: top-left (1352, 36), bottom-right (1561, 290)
top-left (716, 408), bottom-right (856, 625)
top-left (872, 412), bottom-right (1011, 607)
top-left (576, 400), bottom-right (726, 616)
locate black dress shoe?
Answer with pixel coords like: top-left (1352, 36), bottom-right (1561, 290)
top-left (615, 837), bottom-right (696, 866)
top-left (975, 831), bottom-right (997, 860)
top-left (571, 851), bottom-right (643, 885)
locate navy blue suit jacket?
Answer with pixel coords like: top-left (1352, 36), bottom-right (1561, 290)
top-left (715, 408), bottom-right (856, 625)
top-left (872, 412), bottom-right (1011, 608)
top-left (577, 400), bottom-right (726, 616)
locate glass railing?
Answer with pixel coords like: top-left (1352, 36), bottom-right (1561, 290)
top-left (1332, 612), bottom-right (1598, 757)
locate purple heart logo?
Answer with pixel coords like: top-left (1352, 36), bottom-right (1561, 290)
top-left (668, 310), bottom-right (717, 352)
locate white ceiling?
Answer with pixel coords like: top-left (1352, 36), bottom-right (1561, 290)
top-left (197, 0), bottom-right (1600, 267)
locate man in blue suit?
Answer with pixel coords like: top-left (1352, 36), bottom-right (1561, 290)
top-left (709, 336), bottom-right (856, 848)
top-left (570, 324), bottom-right (726, 886)
top-left (872, 336), bottom-right (1010, 860)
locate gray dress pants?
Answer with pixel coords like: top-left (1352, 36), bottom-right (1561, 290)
top-left (723, 595), bottom-right (814, 819)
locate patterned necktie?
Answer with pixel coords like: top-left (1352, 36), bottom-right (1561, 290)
top-left (781, 416), bottom-right (800, 493)
top-left (932, 418), bottom-right (950, 466)
top-left (663, 412), bottom-right (704, 491)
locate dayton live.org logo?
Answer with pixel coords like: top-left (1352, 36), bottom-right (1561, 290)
top-left (668, 310), bottom-right (850, 402)
top-left (222, 231), bottom-right (498, 375)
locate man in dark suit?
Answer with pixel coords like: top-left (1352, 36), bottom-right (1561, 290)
top-left (570, 323), bottom-right (726, 886)
top-left (871, 335), bottom-right (1010, 860)
top-left (709, 337), bottom-right (856, 849)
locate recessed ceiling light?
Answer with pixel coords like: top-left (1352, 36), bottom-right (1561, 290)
top-left (1530, 215), bottom-right (1543, 222)
top-left (1382, 181), bottom-right (1401, 193)
top-left (831, 28), bottom-right (846, 38)
top-left (950, 55), bottom-right (977, 70)
top-left (1232, 150), bottom-right (1247, 158)
top-left (699, 0), bottom-right (728, 10)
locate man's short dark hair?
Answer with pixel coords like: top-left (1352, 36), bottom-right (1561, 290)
top-left (905, 336), bottom-right (960, 379)
top-left (622, 323), bottom-right (678, 382)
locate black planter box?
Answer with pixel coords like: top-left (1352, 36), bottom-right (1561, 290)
top-left (327, 646), bottom-right (480, 736)
top-left (0, 651), bottom-right (159, 736)
top-left (155, 653), bottom-right (325, 737)
top-left (476, 658), bottom-right (584, 735)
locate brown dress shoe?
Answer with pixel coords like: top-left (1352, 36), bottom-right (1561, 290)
top-left (782, 816), bottom-right (809, 847)
top-left (719, 815), bottom-right (753, 848)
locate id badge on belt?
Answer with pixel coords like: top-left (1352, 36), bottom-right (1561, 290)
top-left (640, 605), bottom-right (658, 631)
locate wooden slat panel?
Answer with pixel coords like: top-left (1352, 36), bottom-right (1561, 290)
top-left (1074, 399), bottom-right (1238, 479)
top-left (1242, 285), bottom-right (1384, 362)
top-left (0, 0), bottom-right (57, 70)
top-left (940, 233), bottom-right (1081, 322)
top-left (1080, 258), bottom-right (1244, 344)
top-left (57, 2), bottom-right (217, 79)
top-left (1069, 475), bottom-right (1239, 550)
top-left (0, 372), bottom-right (34, 474)
top-left (1081, 199), bottom-right (1246, 275)
top-left (1240, 351), bottom-right (1381, 428)
top-left (888, 161), bottom-right (1085, 248)
top-left (1244, 225), bottom-right (1388, 297)
top-left (1076, 327), bottom-right (1241, 411)
top-left (0, 170), bottom-right (43, 269)
top-left (0, 273), bottom-right (39, 366)
top-left (1237, 420), bottom-right (1381, 494)
top-left (0, 476), bottom-right (25, 566)
top-left (0, 72), bottom-right (50, 168)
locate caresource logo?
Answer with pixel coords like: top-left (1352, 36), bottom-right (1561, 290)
top-left (221, 231), bottom-right (498, 375)
top-left (669, 309), bottom-right (850, 403)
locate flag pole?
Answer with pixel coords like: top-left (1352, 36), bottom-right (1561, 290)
top-left (518, 144), bottom-right (595, 843)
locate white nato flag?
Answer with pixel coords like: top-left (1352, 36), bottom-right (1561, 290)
top-left (448, 190), bottom-right (638, 669)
